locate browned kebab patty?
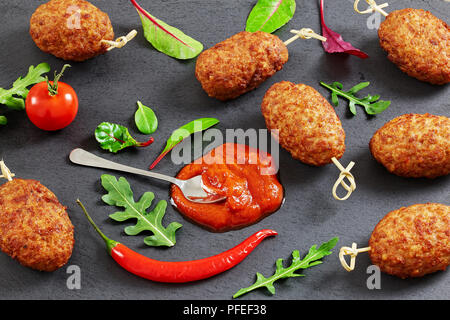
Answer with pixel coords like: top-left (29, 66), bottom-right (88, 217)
top-left (369, 203), bottom-right (450, 278)
top-left (261, 81), bottom-right (345, 167)
top-left (0, 179), bottom-right (74, 271)
top-left (195, 31), bottom-right (289, 101)
top-left (369, 113), bottom-right (450, 178)
top-left (378, 8), bottom-right (450, 85)
top-left (29, 0), bottom-right (114, 61)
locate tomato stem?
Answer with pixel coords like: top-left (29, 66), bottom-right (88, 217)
top-left (47, 64), bottom-right (71, 96)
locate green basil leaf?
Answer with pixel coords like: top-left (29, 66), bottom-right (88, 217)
top-left (132, 0), bottom-right (203, 59)
top-left (246, 0), bottom-right (296, 33)
top-left (0, 63), bottom-right (50, 111)
top-left (135, 101), bottom-right (158, 135)
top-left (149, 117), bottom-right (219, 169)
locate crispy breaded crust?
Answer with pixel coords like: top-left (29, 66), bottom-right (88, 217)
top-left (30, 0), bottom-right (114, 61)
top-left (261, 81), bottom-right (345, 166)
top-left (378, 8), bottom-right (450, 85)
top-left (0, 179), bottom-right (74, 271)
top-left (369, 203), bottom-right (450, 278)
top-left (195, 31), bottom-right (288, 101)
top-left (369, 113), bottom-right (450, 178)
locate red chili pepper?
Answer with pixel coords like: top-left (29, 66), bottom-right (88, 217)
top-left (77, 200), bottom-right (277, 283)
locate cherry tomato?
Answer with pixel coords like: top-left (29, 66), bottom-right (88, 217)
top-left (26, 81), bottom-right (78, 131)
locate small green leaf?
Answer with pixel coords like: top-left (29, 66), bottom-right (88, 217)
top-left (320, 81), bottom-right (391, 116)
top-left (0, 63), bottom-right (50, 111)
top-left (135, 101), bottom-right (158, 135)
top-left (0, 116), bottom-right (7, 125)
top-left (246, 0), bottom-right (296, 34)
top-left (132, 0), bottom-right (203, 59)
top-left (95, 122), bottom-right (138, 153)
top-left (101, 174), bottom-right (182, 247)
top-left (233, 237), bottom-right (338, 298)
top-left (347, 81), bottom-right (370, 94)
top-left (149, 117), bottom-right (219, 169)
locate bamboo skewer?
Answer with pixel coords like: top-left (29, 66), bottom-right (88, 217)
top-left (339, 243), bottom-right (371, 271)
top-left (101, 29), bottom-right (138, 51)
top-left (0, 160), bottom-right (15, 181)
top-left (331, 157), bottom-right (356, 201)
top-left (284, 28), bottom-right (327, 46)
top-left (354, 0), bottom-right (389, 17)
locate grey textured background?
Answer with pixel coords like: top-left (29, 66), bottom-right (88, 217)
top-left (0, 0), bottom-right (449, 300)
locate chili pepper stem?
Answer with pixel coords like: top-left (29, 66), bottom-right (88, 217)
top-left (76, 199), bottom-right (119, 255)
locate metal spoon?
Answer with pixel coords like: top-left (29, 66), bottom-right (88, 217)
top-left (69, 148), bottom-right (226, 204)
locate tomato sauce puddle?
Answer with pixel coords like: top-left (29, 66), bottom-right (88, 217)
top-left (170, 143), bottom-right (284, 232)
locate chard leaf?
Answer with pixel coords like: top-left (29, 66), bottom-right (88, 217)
top-left (131, 0), bottom-right (203, 59)
top-left (0, 63), bottom-right (50, 111)
top-left (233, 237), bottom-right (338, 298)
top-left (149, 117), bottom-right (219, 169)
top-left (95, 122), bottom-right (154, 153)
top-left (101, 174), bottom-right (182, 247)
top-left (135, 101), bottom-right (158, 135)
top-left (320, 0), bottom-right (369, 59)
top-left (320, 81), bottom-right (391, 115)
top-left (246, 0), bottom-right (296, 34)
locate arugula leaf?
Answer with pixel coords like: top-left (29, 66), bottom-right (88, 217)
top-left (101, 174), bottom-right (182, 247)
top-left (233, 237), bottom-right (338, 298)
top-left (95, 122), bottom-right (154, 153)
top-left (0, 63), bottom-right (51, 125)
top-left (135, 101), bottom-right (158, 135)
top-left (320, 81), bottom-right (390, 115)
top-left (246, 0), bottom-right (296, 34)
top-left (149, 117), bottom-right (219, 170)
top-left (131, 0), bottom-right (203, 60)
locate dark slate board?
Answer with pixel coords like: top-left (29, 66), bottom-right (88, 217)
top-left (0, 0), bottom-right (448, 300)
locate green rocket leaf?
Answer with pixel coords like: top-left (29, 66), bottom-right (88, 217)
top-left (0, 62), bottom-right (50, 111)
top-left (101, 174), bottom-right (182, 247)
top-left (246, 0), bottom-right (296, 34)
top-left (0, 62), bottom-right (50, 124)
top-left (320, 81), bottom-right (391, 115)
top-left (233, 237), bottom-right (338, 298)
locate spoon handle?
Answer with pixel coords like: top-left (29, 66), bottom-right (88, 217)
top-left (69, 148), bottom-right (179, 185)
